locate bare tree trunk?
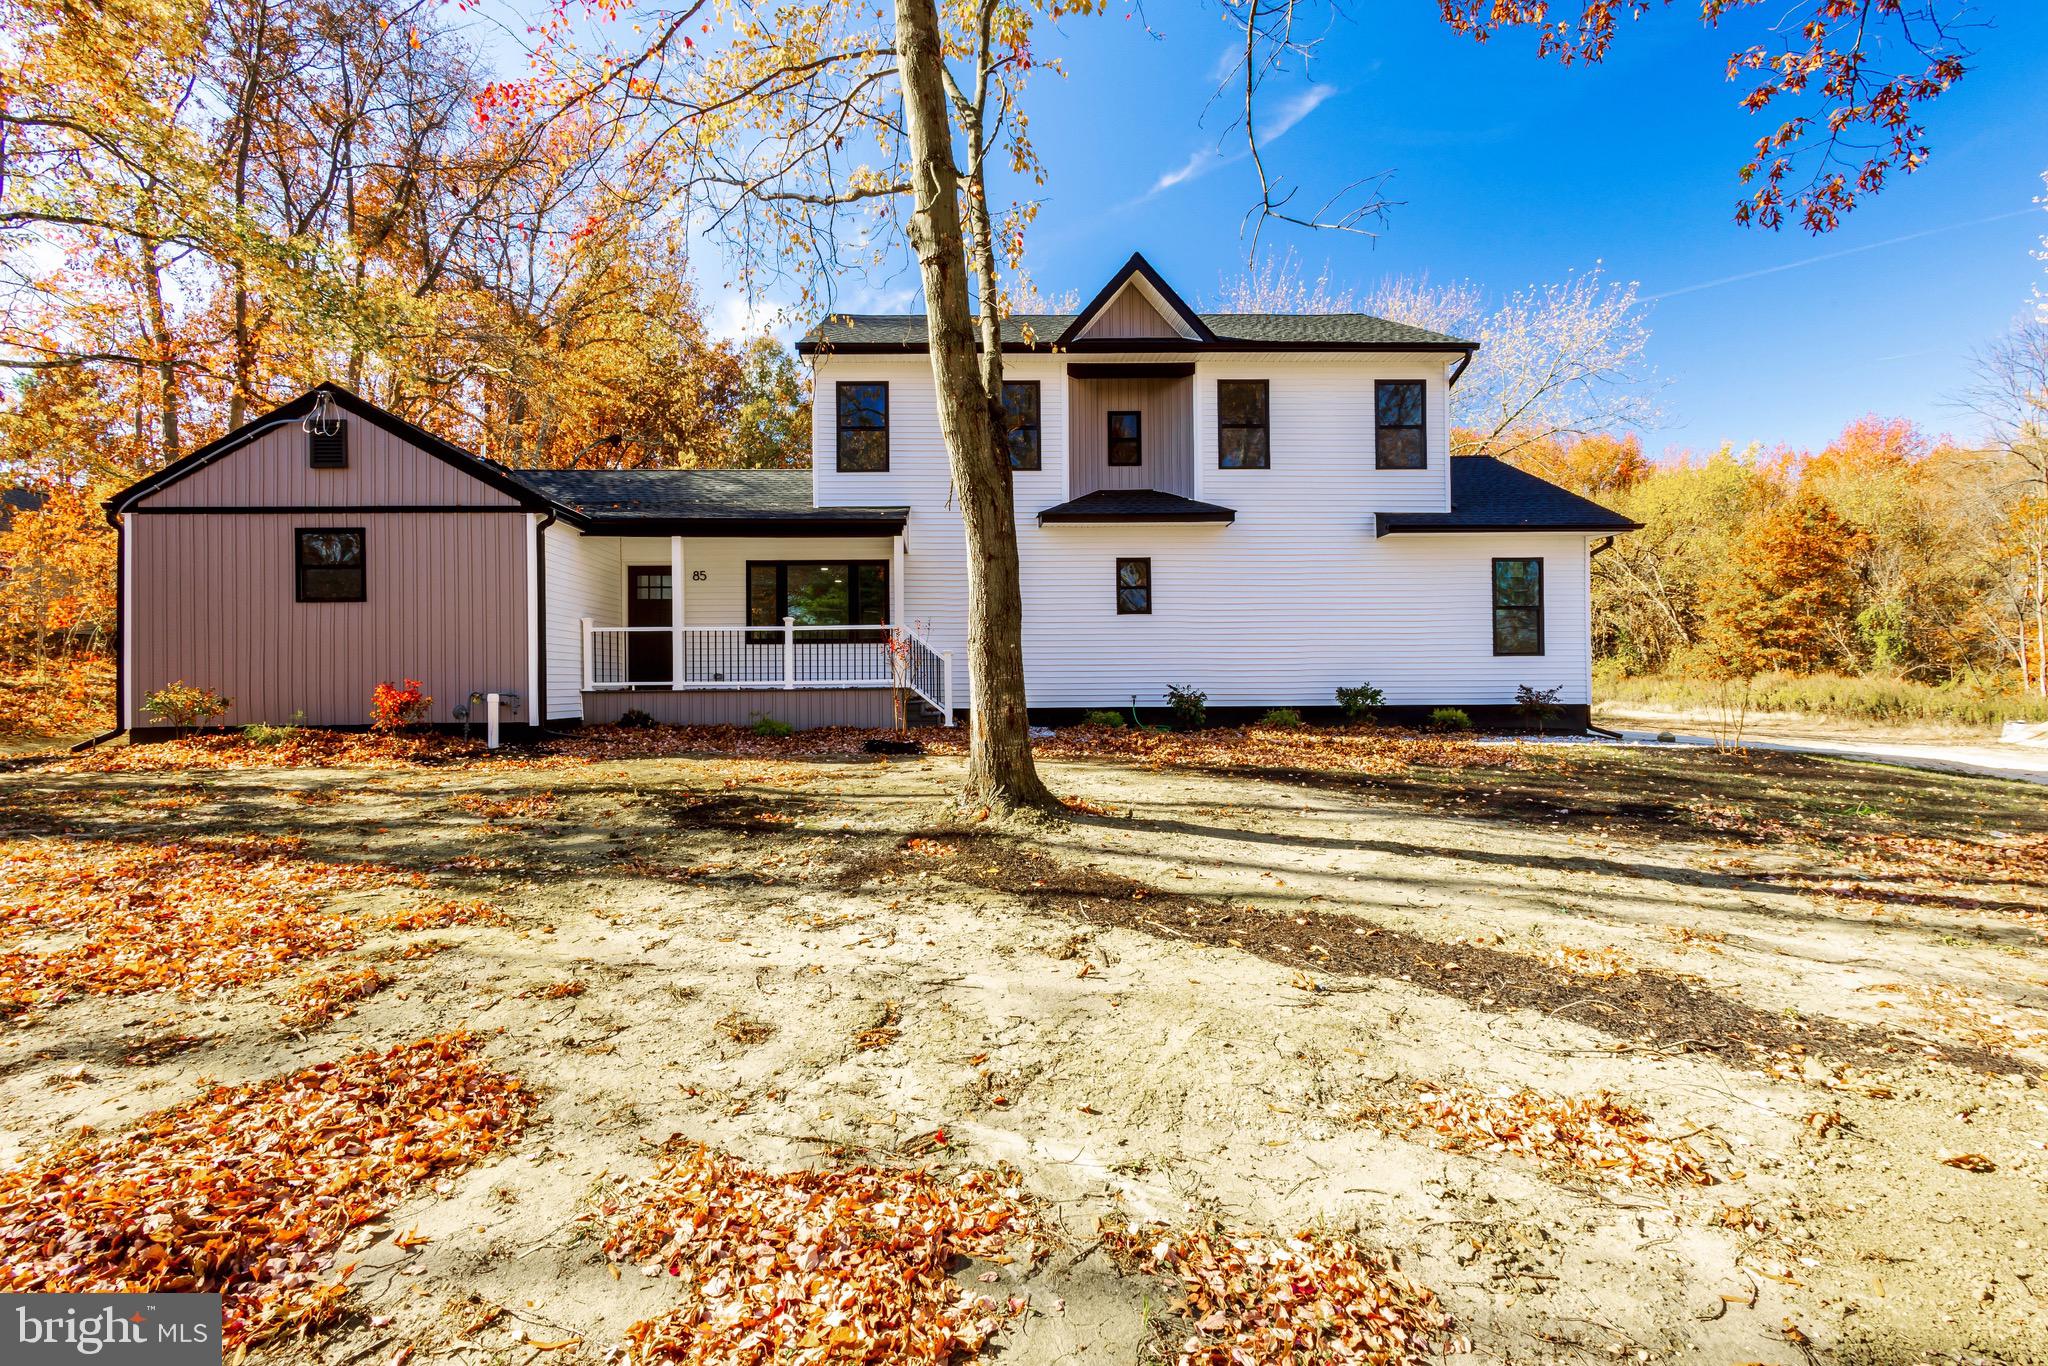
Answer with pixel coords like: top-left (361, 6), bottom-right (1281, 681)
top-left (893, 0), bottom-right (1052, 811)
top-left (225, 0), bottom-right (271, 427)
top-left (137, 229), bottom-right (181, 461)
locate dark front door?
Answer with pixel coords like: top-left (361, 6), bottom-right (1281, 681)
top-left (627, 566), bottom-right (673, 685)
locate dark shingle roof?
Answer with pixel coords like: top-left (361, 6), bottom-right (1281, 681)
top-left (1036, 489), bottom-right (1236, 525)
top-left (511, 468), bottom-right (906, 531)
top-left (1375, 457), bottom-right (1639, 536)
top-left (799, 312), bottom-right (1470, 352)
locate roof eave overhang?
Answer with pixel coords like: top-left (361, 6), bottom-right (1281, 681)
top-left (1038, 509), bottom-right (1236, 526)
top-left (799, 339), bottom-right (1480, 357)
top-left (1373, 519), bottom-right (1643, 538)
top-left (572, 513), bottom-right (909, 538)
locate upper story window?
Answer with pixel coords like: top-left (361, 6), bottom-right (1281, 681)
top-left (1492, 557), bottom-right (1544, 655)
top-left (1116, 557), bottom-right (1151, 614)
top-left (1107, 410), bottom-right (1142, 467)
top-left (1374, 380), bottom-right (1426, 470)
top-left (836, 382), bottom-right (889, 472)
top-left (296, 528), bottom-right (365, 603)
top-left (1002, 381), bottom-right (1041, 470)
top-left (1217, 380), bottom-right (1269, 469)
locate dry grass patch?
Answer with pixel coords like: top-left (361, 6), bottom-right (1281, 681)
top-left (1101, 1221), bottom-right (1459, 1365)
top-left (0, 835), bottom-right (410, 1016)
top-left (280, 965), bottom-right (392, 1029)
top-left (713, 1011), bottom-right (775, 1047)
top-left (1357, 1083), bottom-right (1719, 1188)
top-left (600, 1141), bottom-right (1037, 1364)
top-left (0, 1033), bottom-right (532, 1346)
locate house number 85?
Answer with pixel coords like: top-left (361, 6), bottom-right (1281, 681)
top-left (691, 570), bottom-right (707, 581)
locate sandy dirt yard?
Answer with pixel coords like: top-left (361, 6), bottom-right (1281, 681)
top-left (1, 726), bottom-right (2044, 1366)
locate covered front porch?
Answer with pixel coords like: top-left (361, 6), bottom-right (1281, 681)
top-left (565, 531), bottom-right (953, 727)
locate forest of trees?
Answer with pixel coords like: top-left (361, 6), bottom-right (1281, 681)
top-left (0, 0), bottom-right (2041, 737)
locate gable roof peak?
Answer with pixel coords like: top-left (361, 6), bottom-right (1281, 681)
top-left (1057, 251), bottom-right (1214, 346)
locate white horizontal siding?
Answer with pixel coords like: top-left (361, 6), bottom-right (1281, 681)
top-left (797, 349), bottom-right (1594, 711)
top-left (543, 523), bottom-right (613, 719)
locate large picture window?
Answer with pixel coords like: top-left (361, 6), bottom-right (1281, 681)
top-left (836, 382), bottom-right (889, 472)
top-left (746, 561), bottom-right (889, 642)
top-left (1492, 557), bottom-right (1543, 656)
top-left (1002, 381), bottom-right (1041, 470)
top-left (1115, 557), bottom-right (1151, 615)
top-left (295, 528), bottom-right (365, 603)
top-left (1217, 380), bottom-right (1269, 469)
top-left (1106, 410), bottom-right (1142, 467)
top-left (1375, 380), bottom-right (1427, 470)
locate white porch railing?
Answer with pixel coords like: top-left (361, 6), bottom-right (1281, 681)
top-left (580, 618), bottom-right (954, 724)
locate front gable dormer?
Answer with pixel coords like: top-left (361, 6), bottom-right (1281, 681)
top-left (1057, 253), bottom-right (1214, 347)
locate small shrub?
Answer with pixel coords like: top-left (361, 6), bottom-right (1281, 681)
top-left (1259, 707), bottom-right (1304, 728)
top-left (1335, 683), bottom-right (1385, 724)
top-left (1165, 683), bottom-right (1208, 731)
top-left (243, 710), bottom-right (305, 747)
top-left (616, 708), bottom-right (658, 729)
top-left (142, 682), bottom-right (232, 729)
top-left (1428, 707), bottom-right (1472, 731)
top-left (1514, 683), bottom-right (1565, 734)
top-left (370, 678), bottom-right (431, 732)
top-left (1081, 709), bottom-right (1127, 728)
top-left (751, 716), bottom-right (795, 737)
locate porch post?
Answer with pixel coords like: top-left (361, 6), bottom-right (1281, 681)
top-left (580, 617), bottom-right (593, 693)
top-left (669, 535), bottom-right (685, 688)
top-left (890, 532), bottom-right (906, 627)
top-left (783, 615), bottom-right (796, 690)
top-left (942, 651), bottom-right (955, 728)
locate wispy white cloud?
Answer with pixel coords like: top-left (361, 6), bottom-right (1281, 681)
top-left (1142, 83), bottom-right (1338, 201)
top-left (1644, 207), bottom-right (2036, 303)
top-left (1260, 83), bottom-right (1337, 142)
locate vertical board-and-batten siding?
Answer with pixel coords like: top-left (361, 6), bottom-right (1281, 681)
top-left (125, 419), bottom-right (531, 728)
top-left (813, 348), bottom-right (1595, 710)
top-left (1066, 376), bottom-right (1193, 497)
top-left (1075, 284), bottom-right (1186, 341)
top-left (135, 420), bottom-right (521, 508)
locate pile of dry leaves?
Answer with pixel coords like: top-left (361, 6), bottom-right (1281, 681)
top-left (0, 657), bottom-right (114, 741)
top-left (0, 835), bottom-right (412, 1015)
top-left (1100, 1221), bottom-right (1458, 1365)
top-left (279, 966), bottom-right (392, 1029)
top-left (0, 1033), bottom-right (533, 1346)
top-left (53, 730), bottom-right (496, 773)
top-left (376, 898), bottom-right (508, 932)
top-left (600, 1141), bottom-right (1038, 1364)
top-left (1027, 723), bottom-right (1529, 777)
top-left (1358, 1083), bottom-right (1718, 1188)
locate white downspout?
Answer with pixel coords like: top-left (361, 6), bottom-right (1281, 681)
top-left (524, 513), bottom-right (541, 727)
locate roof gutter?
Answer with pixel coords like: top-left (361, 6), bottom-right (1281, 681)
top-left (1448, 351), bottom-right (1473, 387)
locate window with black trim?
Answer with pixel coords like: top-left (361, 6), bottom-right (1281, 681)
top-left (1002, 380), bottom-right (1041, 470)
top-left (1217, 380), bottom-right (1269, 469)
top-left (746, 561), bottom-right (889, 642)
top-left (1375, 380), bottom-right (1426, 470)
top-left (296, 528), bottom-right (365, 603)
top-left (1115, 557), bottom-right (1151, 615)
top-left (1107, 410), bottom-right (1142, 466)
top-left (836, 382), bottom-right (889, 471)
top-left (1492, 558), bottom-right (1543, 656)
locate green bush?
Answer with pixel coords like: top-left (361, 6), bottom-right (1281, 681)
top-left (1081, 709), bottom-right (1127, 728)
top-left (1335, 683), bottom-right (1385, 723)
top-left (1428, 707), bottom-right (1473, 731)
top-left (1514, 683), bottom-right (1564, 734)
top-left (143, 682), bottom-right (232, 729)
top-left (751, 716), bottom-right (795, 737)
top-left (1593, 669), bottom-right (2048, 729)
top-left (1164, 684), bottom-right (1208, 731)
top-left (242, 711), bottom-right (305, 747)
top-left (1258, 707), bottom-right (1304, 728)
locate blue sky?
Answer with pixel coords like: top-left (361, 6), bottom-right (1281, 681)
top-left (958, 3), bottom-right (2047, 456)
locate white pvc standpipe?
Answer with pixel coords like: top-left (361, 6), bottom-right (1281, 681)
top-left (486, 693), bottom-right (501, 750)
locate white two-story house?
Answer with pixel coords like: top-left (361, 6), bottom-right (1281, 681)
top-left (104, 254), bottom-right (1636, 737)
